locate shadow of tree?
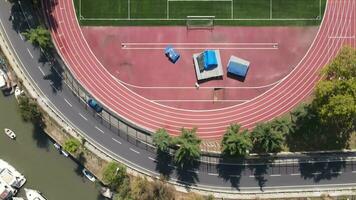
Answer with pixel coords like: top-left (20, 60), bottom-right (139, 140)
top-left (175, 161), bottom-right (200, 189)
top-left (32, 120), bottom-right (50, 150)
top-left (216, 157), bottom-right (245, 190)
top-left (155, 150), bottom-right (174, 179)
top-left (247, 160), bottom-right (271, 191)
top-left (42, 0), bottom-right (59, 32)
top-left (299, 160), bottom-right (346, 182)
top-left (43, 62), bottom-right (64, 93)
top-left (9, 2), bottom-right (29, 33)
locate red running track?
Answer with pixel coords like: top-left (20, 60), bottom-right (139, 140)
top-left (45, 0), bottom-right (355, 139)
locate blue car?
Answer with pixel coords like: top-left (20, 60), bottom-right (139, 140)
top-left (164, 46), bottom-right (180, 64)
top-left (87, 98), bottom-right (103, 113)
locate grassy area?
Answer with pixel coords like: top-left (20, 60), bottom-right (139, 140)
top-left (74, 0), bottom-right (326, 26)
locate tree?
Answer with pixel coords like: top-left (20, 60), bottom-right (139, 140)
top-left (221, 124), bottom-right (252, 157)
top-left (153, 128), bottom-right (172, 152)
top-left (18, 95), bottom-right (42, 123)
top-left (23, 26), bottom-right (52, 49)
top-left (130, 177), bottom-right (153, 200)
top-left (322, 46), bottom-right (356, 80)
top-left (63, 138), bottom-right (81, 154)
top-left (251, 121), bottom-right (284, 153)
top-left (173, 128), bottom-right (201, 168)
top-left (102, 162), bottom-right (127, 190)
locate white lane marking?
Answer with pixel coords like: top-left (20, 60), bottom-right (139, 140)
top-left (18, 33), bottom-right (24, 40)
top-left (270, 174), bottom-right (281, 177)
top-left (230, 175), bottom-right (240, 178)
top-left (187, 169), bottom-right (199, 174)
top-left (312, 172), bottom-right (322, 175)
top-left (95, 126), bottom-right (104, 134)
top-left (38, 66), bottom-right (45, 76)
top-left (290, 173), bottom-right (301, 176)
top-left (112, 138), bottom-right (121, 144)
top-left (27, 48), bottom-right (33, 58)
top-left (352, 171), bottom-right (356, 173)
top-left (249, 175), bottom-right (255, 178)
top-left (78, 113), bottom-right (87, 121)
top-left (168, 164), bottom-right (176, 168)
top-left (64, 98), bottom-right (72, 107)
top-left (148, 157), bottom-right (156, 161)
top-left (129, 148), bottom-right (140, 154)
top-left (208, 173), bottom-right (219, 176)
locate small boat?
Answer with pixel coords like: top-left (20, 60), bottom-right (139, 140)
top-left (53, 143), bottom-right (61, 150)
top-left (4, 128), bottom-right (16, 139)
top-left (61, 150), bottom-right (69, 157)
top-left (25, 188), bottom-right (47, 200)
top-left (82, 168), bottom-right (96, 182)
top-left (100, 187), bottom-right (113, 199)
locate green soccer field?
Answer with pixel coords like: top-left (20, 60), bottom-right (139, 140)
top-left (74, 0), bottom-right (326, 26)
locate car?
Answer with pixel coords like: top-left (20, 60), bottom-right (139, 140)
top-left (87, 98), bottom-right (103, 113)
top-left (164, 46), bottom-right (180, 63)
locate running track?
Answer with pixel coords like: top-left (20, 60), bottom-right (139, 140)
top-left (45, 0), bottom-right (355, 139)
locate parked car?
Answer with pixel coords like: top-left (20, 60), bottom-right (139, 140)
top-left (87, 98), bottom-right (103, 113)
top-left (164, 46), bottom-right (180, 64)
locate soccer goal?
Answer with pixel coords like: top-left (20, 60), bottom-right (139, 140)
top-left (186, 16), bottom-right (215, 30)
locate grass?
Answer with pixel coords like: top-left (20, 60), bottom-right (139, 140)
top-left (74, 0), bottom-right (326, 26)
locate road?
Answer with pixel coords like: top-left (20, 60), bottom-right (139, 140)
top-left (0, 0), bottom-right (355, 194)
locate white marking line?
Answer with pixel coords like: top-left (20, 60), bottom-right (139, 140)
top-left (352, 171), bottom-right (356, 173)
top-left (208, 173), bottom-right (219, 176)
top-left (270, 174), bottom-right (281, 177)
top-left (38, 66), bottom-right (45, 76)
top-left (112, 138), bottom-right (122, 144)
top-left (27, 48), bottom-right (33, 58)
top-left (329, 35), bottom-right (355, 39)
top-left (168, 164), bottom-right (176, 168)
top-left (312, 172), bottom-right (322, 175)
top-left (122, 42), bottom-right (278, 45)
top-left (129, 148), bottom-right (140, 154)
top-left (148, 157), bottom-right (156, 161)
top-left (78, 113), bottom-right (87, 121)
top-left (187, 169), bottom-right (199, 174)
top-left (95, 126), bottom-right (104, 134)
top-left (290, 173), bottom-right (301, 176)
top-left (230, 175), bottom-right (240, 178)
top-left (249, 175), bottom-right (255, 178)
top-left (18, 33), bottom-right (24, 40)
top-left (64, 98), bottom-right (72, 107)
top-left (124, 47), bottom-right (277, 50)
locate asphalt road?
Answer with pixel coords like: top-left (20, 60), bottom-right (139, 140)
top-left (0, 0), bottom-right (356, 193)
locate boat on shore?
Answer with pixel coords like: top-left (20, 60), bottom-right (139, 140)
top-left (53, 143), bottom-right (61, 150)
top-left (25, 188), bottom-right (47, 200)
top-left (0, 179), bottom-right (16, 200)
top-left (82, 168), bottom-right (96, 182)
top-left (0, 159), bottom-right (26, 189)
top-left (3, 129), bottom-right (15, 140)
top-left (61, 150), bottom-right (69, 157)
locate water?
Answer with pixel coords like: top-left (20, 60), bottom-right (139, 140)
top-left (0, 94), bottom-right (104, 200)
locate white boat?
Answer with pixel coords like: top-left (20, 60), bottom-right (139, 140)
top-left (4, 129), bottom-right (16, 140)
top-left (25, 188), bottom-right (47, 200)
top-left (82, 168), bottom-right (96, 182)
top-left (61, 150), bottom-right (69, 157)
top-left (53, 143), bottom-right (61, 150)
top-left (0, 159), bottom-right (26, 189)
top-left (0, 69), bottom-right (6, 89)
top-left (0, 179), bottom-right (16, 200)
top-left (14, 86), bottom-right (24, 98)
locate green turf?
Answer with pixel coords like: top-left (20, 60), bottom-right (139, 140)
top-left (130, 0), bottom-right (167, 19)
top-left (272, 0), bottom-right (321, 19)
top-left (80, 0), bottom-right (128, 18)
top-left (234, 0), bottom-right (270, 19)
top-left (169, 1), bottom-right (232, 19)
top-left (74, 0), bottom-right (327, 26)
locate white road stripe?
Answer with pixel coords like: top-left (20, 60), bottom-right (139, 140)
top-left (168, 164), bottom-right (176, 168)
top-left (38, 66), bottom-right (45, 76)
top-left (187, 169), bottom-right (199, 174)
top-left (18, 33), bottom-right (24, 40)
top-left (78, 113), bottom-right (87, 121)
top-left (270, 174), bottom-right (281, 177)
top-left (249, 175), bottom-right (255, 178)
top-left (148, 157), bottom-right (156, 161)
top-left (208, 173), bottom-right (219, 176)
top-left (129, 148), bottom-right (140, 154)
top-left (312, 172), bottom-right (322, 175)
top-left (352, 171), bottom-right (356, 173)
top-left (290, 173), bottom-right (301, 176)
top-left (112, 138), bottom-right (121, 144)
top-left (95, 126), bottom-right (104, 134)
top-left (27, 48), bottom-right (33, 58)
top-left (64, 98), bottom-right (72, 107)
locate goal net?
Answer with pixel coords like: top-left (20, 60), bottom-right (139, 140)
top-left (186, 16), bottom-right (215, 30)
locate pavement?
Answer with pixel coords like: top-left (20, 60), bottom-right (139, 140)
top-left (0, 0), bottom-right (356, 197)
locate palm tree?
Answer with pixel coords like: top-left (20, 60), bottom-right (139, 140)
top-left (152, 128), bottom-right (171, 152)
top-left (173, 128), bottom-right (201, 167)
top-left (23, 26), bottom-right (52, 50)
top-left (221, 124), bottom-right (252, 157)
top-left (251, 122), bottom-right (284, 153)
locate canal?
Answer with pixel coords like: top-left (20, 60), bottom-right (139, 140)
top-left (0, 94), bottom-right (105, 200)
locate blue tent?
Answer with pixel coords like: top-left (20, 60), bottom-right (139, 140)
top-left (203, 50), bottom-right (218, 70)
top-left (227, 61), bottom-right (249, 77)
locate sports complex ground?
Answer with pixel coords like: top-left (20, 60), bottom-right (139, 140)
top-left (45, 0), bottom-right (355, 138)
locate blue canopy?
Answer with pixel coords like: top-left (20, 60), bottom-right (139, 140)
top-left (227, 61), bottom-right (249, 77)
top-left (203, 50), bottom-right (218, 70)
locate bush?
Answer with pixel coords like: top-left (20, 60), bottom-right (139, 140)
top-left (18, 96), bottom-right (42, 123)
top-left (102, 162), bottom-right (127, 190)
top-left (63, 138), bottom-right (81, 154)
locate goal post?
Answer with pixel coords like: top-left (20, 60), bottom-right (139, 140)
top-left (186, 16), bottom-right (215, 30)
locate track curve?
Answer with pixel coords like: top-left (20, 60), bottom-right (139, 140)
top-left (45, 0), bottom-right (355, 139)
